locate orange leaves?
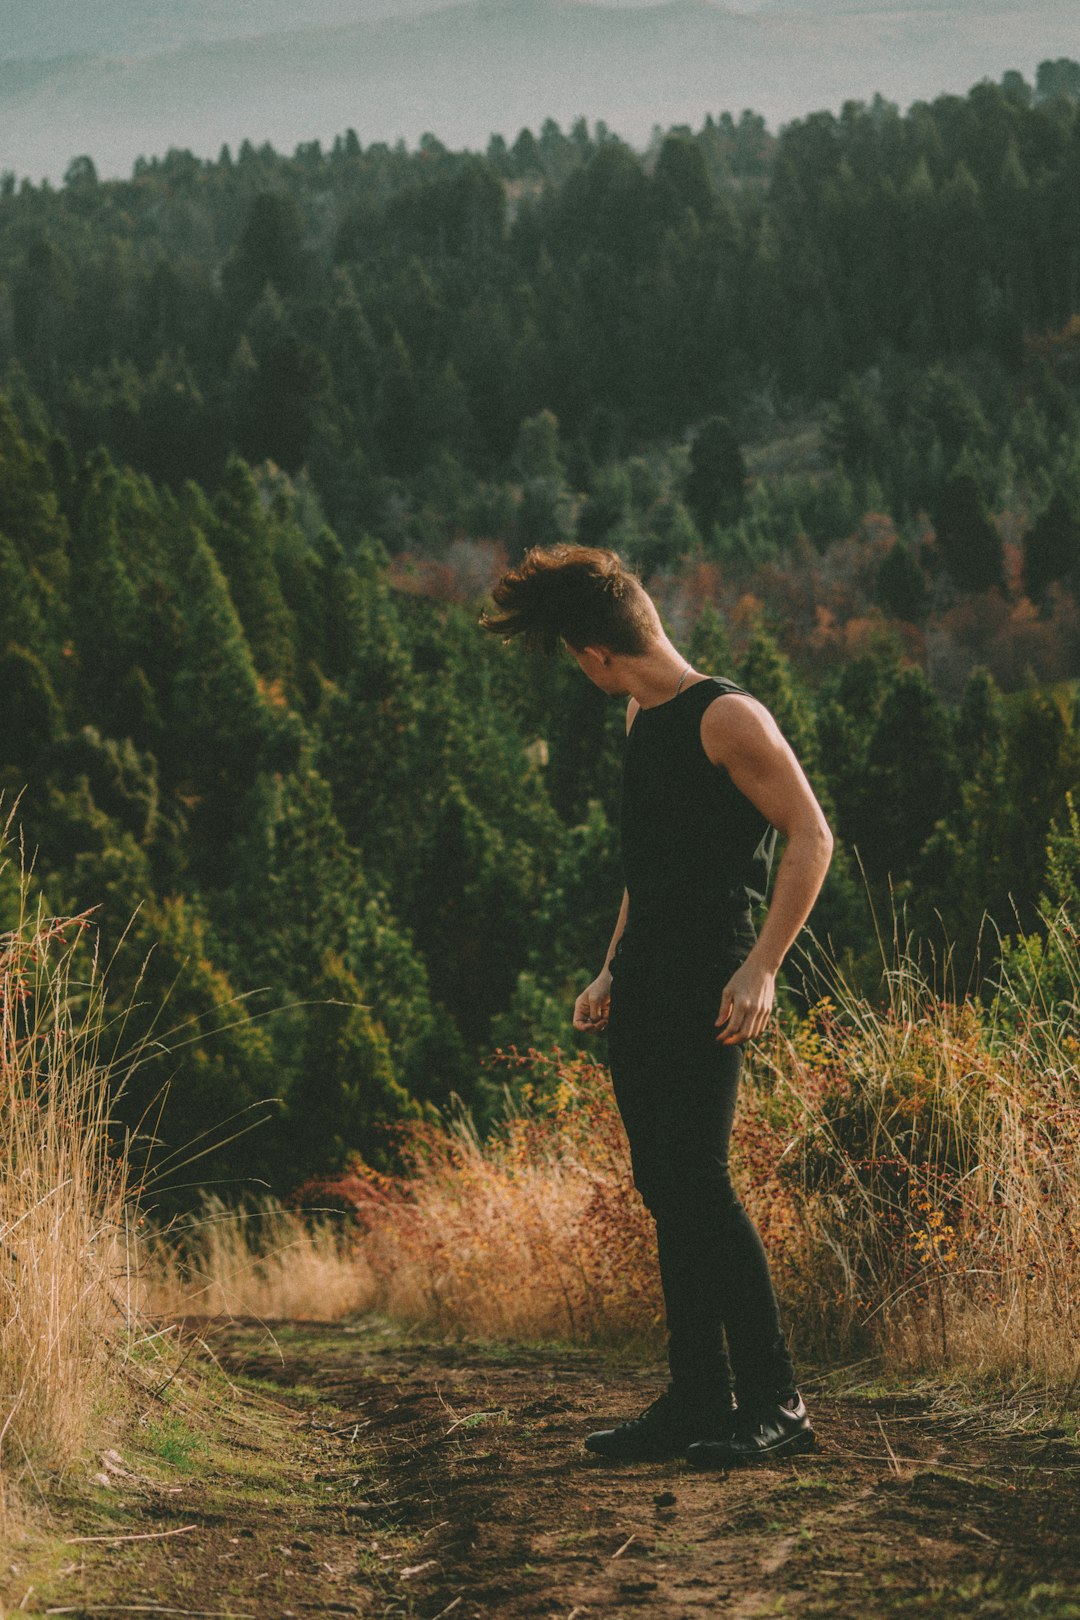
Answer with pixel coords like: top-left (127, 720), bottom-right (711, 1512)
top-left (286, 963), bottom-right (1080, 1380)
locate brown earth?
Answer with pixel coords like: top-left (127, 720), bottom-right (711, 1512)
top-left (12, 1315), bottom-right (1080, 1620)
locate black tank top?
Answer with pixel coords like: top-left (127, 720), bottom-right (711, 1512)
top-left (618, 674), bottom-right (777, 949)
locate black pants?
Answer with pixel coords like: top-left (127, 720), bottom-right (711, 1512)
top-left (606, 926), bottom-right (797, 1413)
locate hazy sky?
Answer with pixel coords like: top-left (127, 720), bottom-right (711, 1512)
top-left (1, 0), bottom-right (1076, 181)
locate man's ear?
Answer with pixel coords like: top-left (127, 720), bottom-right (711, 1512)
top-left (580, 643), bottom-right (612, 668)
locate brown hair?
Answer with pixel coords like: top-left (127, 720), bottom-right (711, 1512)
top-left (479, 544), bottom-right (657, 655)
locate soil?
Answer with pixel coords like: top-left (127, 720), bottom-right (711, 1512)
top-left (9, 1315), bottom-right (1080, 1620)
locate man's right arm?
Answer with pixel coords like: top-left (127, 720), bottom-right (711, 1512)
top-left (572, 887), bottom-right (627, 1033)
top-left (572, 696), bottom-right (637, 1034)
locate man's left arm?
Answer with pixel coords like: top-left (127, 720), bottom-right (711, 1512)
top-left (701, 694), bottom-right (834, 1045)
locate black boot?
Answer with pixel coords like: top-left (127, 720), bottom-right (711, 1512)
top-left (585, 1387), bottom-right (737, 1462)
top-left (686, 1390), bottom-right (815, 1468)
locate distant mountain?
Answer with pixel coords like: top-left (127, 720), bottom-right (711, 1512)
top-left (0, 0), bottom-right (725, 63)
top-left (751, 0), bottom-right (1041, 10)
top-left (0, 0), bottom-right (1076, 182)
top-left (0, 0), bottom-right (444, 62)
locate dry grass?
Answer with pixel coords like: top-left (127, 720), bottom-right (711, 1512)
top-left (137, 1193), bottom-right (368, 1323)
top-left (0, 806), bottom-right (136, 1515)
top-left (323, 1049), bottom-right (664, 1349)
top-left (181, 911), bottom-right (1079, 1393)
top-left (11, 731), bottom-right (1073, 1456)
top-left (0, 795), bottom-right (367, 1535)
top-left (770, 910), bottom-right (1080, 1385)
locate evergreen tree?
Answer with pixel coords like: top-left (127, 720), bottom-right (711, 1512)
top-left (933, 473), bottom-right (1005, 591)
top-left (0, 400), bottom-right (70, 642)
top-left (165, 516), bottom-right (272, 891)
top-left (653, 134), bottom-right (715, 225)
top-left (107, 891), bottom-right (281, 1216)
top-left (875, 541), bottom-right (929, 621)
top-left (824, 375), bottom-right (888, 479)
top-left (284, 950), bottom-right (419, 1181)
top-left (0, 533), bottom-right (46, 655)
top-left (954, 665), bottom-right (1005, 781)
top-left (858, 667), bottom-right (958, 880)
top-left (69, 453), bottom-right (144, 732)
top-left (738, 625), bottom-right (819, 770)
top-left (685, 416), bottom-right (747, 536)
top-left (0, 645), bottom-right (64, 768)
top-left (922, 688), bottom-right (1080, 957)
top-left (688, 601), bottom-right (734, 674)
top-left (578, 465), bottom-right (633, 547)
top-left (205, 457), bottom-right (298, 686)
top-left (222, 189), bottom-right (309, 314)
top-left (1023, 489), bottom-right (1080, 597)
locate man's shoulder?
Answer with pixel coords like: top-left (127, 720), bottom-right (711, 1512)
top-left (699, 686), bottom-right (780, 764)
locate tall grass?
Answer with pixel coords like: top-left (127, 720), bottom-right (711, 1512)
top-left (205, 915), bottom-right (1078, 1389)
top-left (0, 799), bottom-right (368, 1529)
top-left (138, 1193), bottom-right (368, 1323)
top-left (298, 1048), bottom-right (665, 1349)
top-left (774, 911), bottom-right (1080, 1382)
top-left (0, 808), bottom-right (134, 1509)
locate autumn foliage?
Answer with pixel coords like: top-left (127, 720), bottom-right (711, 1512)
top-left (286, 924), bottom-right (1080, 1385)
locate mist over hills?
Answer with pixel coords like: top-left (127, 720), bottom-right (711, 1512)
top-left (1, 0), bottom-right (1077, 181)
top-left (0, 0), bottom-right (443, 61)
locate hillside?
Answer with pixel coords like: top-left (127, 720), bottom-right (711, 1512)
top-left (1, 0), bottom-right (1078, 180)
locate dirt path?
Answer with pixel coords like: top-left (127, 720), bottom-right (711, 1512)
top-left (20, 1315), bottom-right (1080, 1619)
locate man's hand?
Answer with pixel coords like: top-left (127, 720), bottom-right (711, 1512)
top-left (573, 967), bottom-right (612, 1033)
top-left (715, 958), bottom-right (776, 1045)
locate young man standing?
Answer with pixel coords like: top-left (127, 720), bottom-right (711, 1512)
top-left (481, 544), bottom-right (833, 1467)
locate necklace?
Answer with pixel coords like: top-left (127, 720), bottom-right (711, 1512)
top-left (674, 664), bottom-right (694, 697)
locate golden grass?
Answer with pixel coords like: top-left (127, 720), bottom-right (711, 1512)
top-left (0, 806), bottom-right (136, 1514)
top-left (7, 745), bottom-right (1076, 1507)
top-left (163, 913), bottom-right (1079, 1393)
top-left (770, 911), bottom-right (1080, 1384)
top-left (137, 1193), bottom-right (369, 1323)
top-left (0, 796), bottom-right (368, 1535)
top-left (325, 1054), bottom-right (663, 1349)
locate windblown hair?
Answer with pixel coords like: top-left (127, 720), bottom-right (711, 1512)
top-left (479, 545), bottom-right (657, 655)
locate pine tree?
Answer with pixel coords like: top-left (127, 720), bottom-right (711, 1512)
top-left (688, 601), bottom-right (734, 674)
top-left (933, 474), bottom-right (1005, 592)
top-left (205, 457), bottom-right (298, 687)
top-left (170, 520), bottom-right (267, 779)
top-left (0, 400), bottom-right (70, 620)
top-left (876, 542), bottom-right (929, 621)
top-left (686, 416), bottom-right (747, 536)
top-left (1023, 489), bottom-right (1080, 598)
top-left (0, 533), bottom-right (46, 655)
top-left (738, 625), bottom-right (819, 770)
top-left (284, 950), bottom-right (419, 1181)
top-left (0, 645), bottom-right (64, 767)
top-left (859, 668), bottom-right (958, 880)
top-left (222, 189), bottom-right (309, 314)
top-left (924, 688), bottom-right (1080, 956)
top-left (954, 666), bottom-right (1004, 781)
top-left (110, 892), bottom-right (280, 1217)
top-left (70, 453), bottom-right (144, 732)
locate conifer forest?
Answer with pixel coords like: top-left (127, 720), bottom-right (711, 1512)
top-left (2, 61), bottom-right (1080, 1214)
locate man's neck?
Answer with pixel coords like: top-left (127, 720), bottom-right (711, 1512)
top-left (617, 644), bottom-right (706, 709)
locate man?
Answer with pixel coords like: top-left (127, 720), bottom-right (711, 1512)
top-left (480, 543), bottom-right (833, 1467)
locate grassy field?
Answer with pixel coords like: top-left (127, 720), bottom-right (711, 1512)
top-left (1, 799), bottom-right (1078, 1613)
top-left (154, 911), bottom-right (1077, 1395)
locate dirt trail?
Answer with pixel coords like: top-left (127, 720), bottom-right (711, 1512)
top-left (25, 1316), bottom-right (1080, 1619)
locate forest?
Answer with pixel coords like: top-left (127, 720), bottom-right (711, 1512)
top-left (1, 60), bottom-right (1079, 1214)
